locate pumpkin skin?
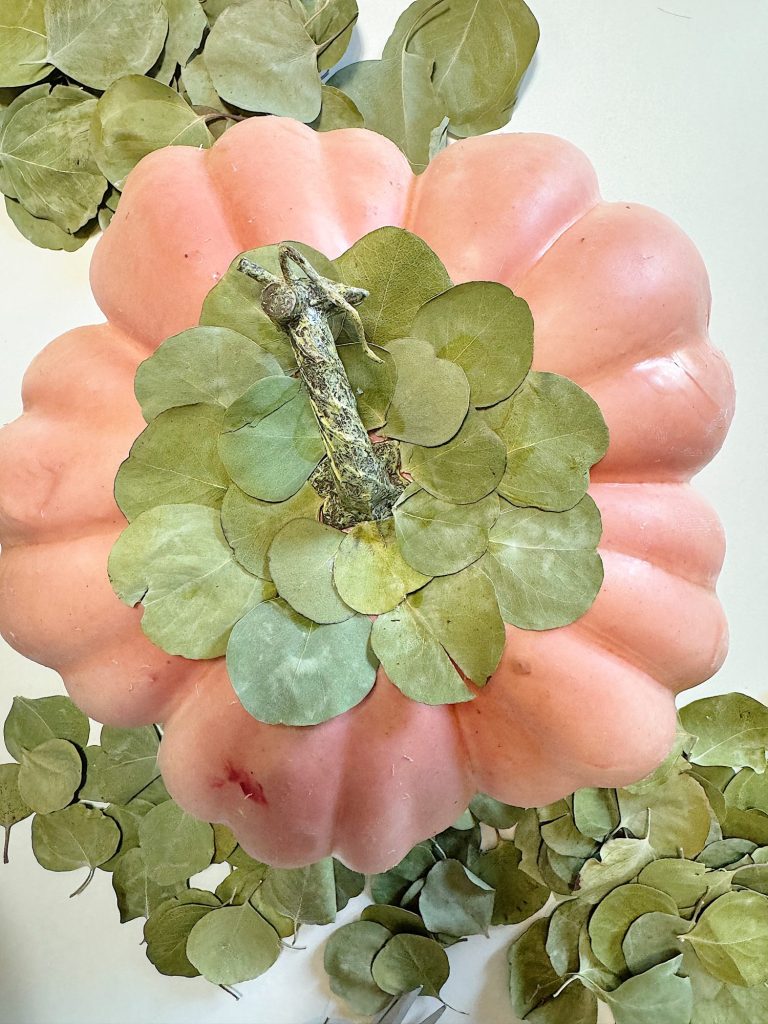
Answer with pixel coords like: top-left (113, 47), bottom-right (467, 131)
top-left (0, 118), bottom-right (734, 872)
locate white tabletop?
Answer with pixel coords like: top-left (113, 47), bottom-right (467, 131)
top-left (1, 2), bottom-right (766, 1022)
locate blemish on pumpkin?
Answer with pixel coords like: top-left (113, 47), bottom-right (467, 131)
top-left (510, 658), bottom-right (532, 676)
top-left (212, 762), bottom-right (268, 805)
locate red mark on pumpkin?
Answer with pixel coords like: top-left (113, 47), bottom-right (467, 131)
top-left (211, 762), bottom-right (268, 805)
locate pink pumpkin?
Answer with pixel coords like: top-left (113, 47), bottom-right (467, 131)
top-left (0, 118), bottom-right (733, 872)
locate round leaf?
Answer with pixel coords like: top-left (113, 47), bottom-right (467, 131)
top-left (269, 518), bottom-right (352, 623)
top-left (0, 762), bottom-right (32, 862)
top-left (334, 519), bottom-right (430, 615)
top-left (483, 495), bottom-right (604, 630)
top-left (588, 883), bottom-right (677, 976)
top-left (45, 0), bottom-right (168, 90)
top-left (361, 904), bottom-right (430, 937)
top-left (204, 0), bottom-right (321, 120)
top-left (31, 804), bottom-right (120, 872)
top-left (604, 957), bottom-right (692, 1024)
top-left (144, 901), bottom-right (215, 977)
top-left (18, 738), bottom-right (82, 814)
top-left (324, 921), bottom-right (392, 1016)
top-left (419, 859), bottom-right (494, 937)
top-left (311, 84), bottom-right (364, 131)
top-left (401, 412), bottom-right (507, 504)
top-left (394, 488), bottom-right (499, 576)
top-left (0, 0), bottom-right (52, 87)
top-left (152, 0), bottom-right (207, 84)
top-left (371, 933), bottom-right (450, 998)
top-left (3, 694), bottom-right (88, 762)
top-left (221, 481), bottom-right (323, 580)
top-left (686, 890), bottom-right (768, 987)
top-left (109, 504), bottom-right (275, 659)
top-left (186, 903), bottom-right (281, 984)
top-left (4, 195), bottom-right (94, 251)
top-left (99, 725), bottom-right (161, 804)
top-left (382, 337), bottom-right (470, 447)
top-left (637, 859), bottom-right (708, 911)
top-left (410, 281), bottom-right (533, 407)
top-left (299, 0), bottom-right (358, 71)
top-left (218, 376), bottom-right (325, 502)
top-left (681, 693), bottom-right (768, 772)
top-left (475, 841), bottom-right (549, 926)
top-left (139, 802), bottom-right (214, 885)
top-left (337, 342), bottom-right (396, 431)
top-left (262, 858), bottom-right (337, 925)
top-left (227, 598), bottom-right (377, 726)
top-left (508, 919), bottom-right (562, 1019)
top-left (622, 912), bottom-right (692, 977)
top-left (92, 76), bottom-right (213, 190)
top-left (111, 847), bottom-right (178, 923)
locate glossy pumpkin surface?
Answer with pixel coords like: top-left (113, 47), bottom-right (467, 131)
top-left (0, 118), bottom-right (734, 871)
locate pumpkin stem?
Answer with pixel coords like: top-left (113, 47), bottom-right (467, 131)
top-left (238, 246), bottom-right (404, 529)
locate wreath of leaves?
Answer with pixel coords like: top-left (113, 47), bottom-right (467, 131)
top-left (107, 226), bottom-right (609, 727)
top-left (4, 691), bottom-right (768, 1024)
top-left (0, 0), bottom-right (539, 251)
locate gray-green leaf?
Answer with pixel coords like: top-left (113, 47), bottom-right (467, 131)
top-left (371, 933), bottom-right (449, 998)
top-left (139, 801), bottom-right (214, 885)
top-left (269, 517), bottom-right (352, 623)
top-left (686, 890), bottom-right (768, 987)
top-left (0, 0), bottom-right (52, 87)
top-left (262, 857), bottom-right (337, 925)
top-left (311, 84), bottom-right (364, 130)
top-left (324, 921), bottom-right (392, 1015)
top-left (186, 902), bottom-right (281, 984)
top-left (3, 694), bottom-right (88, 763)
top-left (383, 337), bottom-right (470, 447)
top-left (681, 693), bottom-right (768, 773)
top-left (334, 518), bottom-right (430, 615)
top-left (419, 858), bottom-right (494, 936)
top-left (18, 738), bottom-right (82, 813)
top-left (31, 804), bottom-right (120, 871)
top-left (394, 488), bottom-right (498, 577)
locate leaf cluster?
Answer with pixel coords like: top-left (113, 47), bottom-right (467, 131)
top-left (109, 227), bottom-right (608, 728)
top-left (0, 0), bottom-right (539, 250)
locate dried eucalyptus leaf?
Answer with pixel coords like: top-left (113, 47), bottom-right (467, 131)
top-left (204, 0), bottom-right (321, 119)
top-left (622, 912), bottom-right (692, 977)
top-left (115, 404), bottom-right (229, 520)
top-left (371, 934), bottom-right (449, 998)
top-left (179, 52), bottom-right (225, 109)
top-left (4, 694), bottom-right (89, 763)
top-left (394, 488), bottom-right (498, 577)
top-left (486, 371), bottom-right (609, 511)
top-left (697, 837), bottom-right (756, 870)
top-left (221, 482), bottom-right (322, 580)
top-left (361, 904), bottom-right (429, 937)
top-left (45, 0), bottom-right (168, 89)
top-left (681, 693), bottom-right (768, 773)
top-left (32, 804), bottom-right (120, 872)
top-left (324, 921), bottom-right (392, 1015)
top-left (686, 890), bottom-right (768, 986)
top-left (334, 859), bottom-right (365, 911)
top-left (690, 977), bottom-right (768, 1024)
top-left (526, 981), bottom-right (598, 1024)
top-left (401, 412), bottom-right (506, 505)
top-left (540, 812), bottom-right (597, 859)
top-left (4, 195), bottom-right (95, 251)
top-left (619, 772), bottom-right (713, 859)
top-left (153, 0), bottom-right (207, 84)
top-left (251, 886), bottom-right (296, 939)
top-left (732, 864), bottom-right (768, 896)
top-left (576, 836), bottom-right (655, 904)
top-left (469, 794), bottom-right (522, 829)
top-left (329, 53), bottom-right (442, 173)
top-left (508, 918), bottom-right (562, 1019)
top-left (109, 504), bottom-right (274, 659)
top-left (144, 900), bottom-right (214, 977)
top-left (0, 85), bottom-right (106, 232)
top-left (111, 846), bottom-right (177, 922)
top-left (139, 801), bottom-right (214, 885)
top-left (100, 800), bottom-right (154, 871)
top-left (219, 376), bottom-right (325, 501)
top-left (577, 926), bottom-right (620, 993)
top-left (337, 342), bottom-right (395, 430)
top-left (186, 902), bottom-right (281, 984)
top-left (604, 956), bottom-right (692, 1024)
top-left (334, 228), bottom-right (451, 346)
top-left (311, 84), bottom-right (363, 130)
top-left (227, 598), bottom-right (376, 726)
top-left (92, 76), bottom-right (212, 190)
top-left (573, 787), bottom-right (620, 841)
top-left (18, 738), bottom-right (82, 814)
top-left (483, 496), bottom-right (604, 630)
top-left (638, 859), bottom-right (708, 910)
top-left (410, 281), bottom-right (533, 407)
top-left (545, 900), bottom-right (591, 977)
top-left (269, 518), bottom-right (352, 623)
top-left (262, 857), bottom-right (337, 925)
top-left (475, 840), bottom-right (549, 926)
top-left (371, 598), bottom-right (473, 706)
top-left (298, 0), bottom-right (357, 71)
top-left (0, 0), bottom-right (52, 87)
top-left (334, 519), bottom-right (429, 616)
top-left (99, 725), bottom-right (161, 804)
top-left (383, 338), bottom-right (470, 447)
top-left (370, 843), bottom-right (437, 906)
top-left (215, 864), bottom-right (266, 906)
top-left (0, 762), bottom-right (32, 862)
top-left (588, 883), bottom-right (678, 976)
top-left (419, 858), bottom-right (494, 937)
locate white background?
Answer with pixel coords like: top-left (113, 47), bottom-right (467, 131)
top-left (1, 2), bottom-right (766, 1022)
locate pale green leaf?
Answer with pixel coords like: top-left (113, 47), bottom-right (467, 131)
top-left (186, 902), bottom-right (281, 984)
top-left (31, 804), bottom-right (120, 871)
top-left (419, 858), bottom-right (494, 936)
top-left (311, 84), bottom-right (364, 130)
top-left (619, 772), bottom-right (713, 858)
top-left (299, 0), bottom-right (357, 71)
top-left (111, 846), bottom-right (178, 922)
top-left (334, 519), bottom-right (429, 615)
top-left (3, 694), bottom-right (88, 762)
top-left (4, 195), bottom-right (94, 250)
top-left (361, 904), bottom-right (429, 936)
top-left (686, 890), bottom-right (768, 987)
top-left (622, 912), bottom-right (692, 976)
top-left (144, 900), bottom-right (215, 977)
top-left (0, 0), bottom-right (52, 87)
top-left (573, 787), bottom-right (620, 841)
top-left (605, 957), bottom-right (693, 1024)
top-left (475, 840), bottom-right (549, 926)
top-left (508, 918), bottom-right (561, 1018)
top-left (0, 762), bottom-right (32, 862)
top-left (99, 725), bottom-right (161, 804)
top-left (681, 693), bottom-right (768, 772)
top-left (18, 738), bottom-right (82, 813)
top-left (371, 933), bottom-right (449, 998)
top-left (546, 900), bottom-right (591, 977)
top-left (394, 488), bottom-right (498, 576)
top-left (139, 801), bottom-right (214, 885)
top-left (637, 859), bottom-right (708, 911)
top-left (262, 857), bottom-right (337, 925)
top-left (588, 882), bottom-right (677, 975)
top-left (337, 341), bottom-right (395, 431)
top-left (269, 517), bottom-right (352, 623)
top-left (324, 921), bottom-right (392, 1015)
top-left (154, 0), bottom-right (208, 84)
top-left (401, 412), bottom-right (506, 504)
top-left (576, 836), bottom-right (655, 904)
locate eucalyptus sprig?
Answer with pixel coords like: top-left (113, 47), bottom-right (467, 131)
top-left (0, 0), bottom-right (538, 251)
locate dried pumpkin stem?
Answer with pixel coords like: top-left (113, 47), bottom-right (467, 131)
top-left (238, 245), bottom-right (403, 529)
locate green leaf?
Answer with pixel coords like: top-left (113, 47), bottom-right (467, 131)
top-left (0, 762), bottom-right (32, 863)
top-left (144, 899), bottom-right (215, 977)
top-left (135, 327), bottom-right (283, 423)
top-left (546, 900), bottom-right (591, 977)
top-left (697, 838), bottom-right (757, 870)
top-left (681, 693), bottom-right (768, 772)
top-left (588, 883), bottom-right (678, 976)
top-left (337, 341), bottom-right (396, 431)
top-left (619, 772), bottom-right (713, 858)
top-left (99, 725), bottom-right (161, 804)
top-left (0, 85), bottom-right (106, 232)
top-left (576, 836), bottom-right (655, 904)
top-left (334, 519), bottom-right (429, 615)
top-left (371, 933), bottom-right (449, 998)
top-left (469, 793), bottom-right (522, 829)
top-left (637, 859), bottom-right (708, 911)
top-left (361, 904), bottom-right (429, 936)
top-left (604, 957), bottom-right (693, 1024)
top-left (179, 52), bottom-right (223, 109)
top-left (187, 902), bottom-right (281, 984)
top-left (311, 83), bottom-right (364, 130)
top-left (218, 376), bottom-right (325, 502)
top-left (200, 241), bottom-right (337, 370)
top-left (577, 926), bottom-right (621, 993)
top-left (31, 804), bottom-right (120, 871)
top-left (111, 847), bottom-right (177, 923)
top-left (475, 840), bottom-right (549, 926)
top-left (410, 281), bottom-right (533, 407)
top-left (110, 504), bottom-right (274, 659)
top-left (394, 488), bottom-right (498, 578)
top-left (204, 0), bottom-right (321, 119)
top-left (262, 857), bottom-right (337, 925)
top-left (386, 0), bottom-right (539, 137)
top-left (508, 918), bottom-right (562, 1018)
top-left (100, 800), bottom-right (154, 871)
top-left (419, 858), bottom-right (494, 936)
top-left (215, 863), bottom-right (267, 906)
top-left (44, 0), bottom-right (168, 90)
top-left (382, 337), bottom-right (470, 447)
top-left (298, 0), bottom-right (358, 71)
top-left (154, 0), bottom-right (208, 84)
top-left (334, 859), bottom-right (365, 911)
top-left (334, 228), bottom-right (452, 346)
top-left (221, 482), bottom-right (323, 580)
top-left (4, 195), bottom-right (94, 251)
top-left (573, 787), bottom-right (620, 841)
top-left (324, 921), bottom-right (392, 1015)
top-left (622, 912), bottom-right (692, 976)
top-left (540, 811), bottom-right (597, 859)
top-left (689, 975), bottom-right (768, 1024)
top-left (483, 496), bottom-right (604, 630)
top-left (371, 598), bottom-right (473, 706)
top-left (401, 413), bottom-right (506, 505)
top-left (3, 694), bottom-right (88, 762)
top-left (686, 890), bottom-right (768, 987)
top-left (732, 864), bottom-right (768, 896)
top-left (18, 738), bottom-right (82, 814)
top-left (91, 76), bottom-right (212, 191)
top-left (115, 405), bottom-right (229, 521)
top-left (370, 842), bottom-right (437, 906)
top-left (227, 598), bottom-right (377, 726)
top-left (0, 0), bottom-right (51, 87)
top-left (139, 801), bottom-right (214, 885)
top-left (405, 564), bottom-right (505, 685)
top-left (268, 517), bottom-right (352, 623)
top-left (526, 981), bottom-right (598, 1024)
top-left (486, 371), bottom-right (609, 512)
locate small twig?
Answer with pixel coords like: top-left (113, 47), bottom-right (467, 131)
top-left (3, 825), bottom-right (10, 864)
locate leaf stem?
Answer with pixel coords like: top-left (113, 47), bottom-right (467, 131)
top-left (3, 825), bottom-right (10, 864)
top-left (69, 866), bottom-right (95, 897)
